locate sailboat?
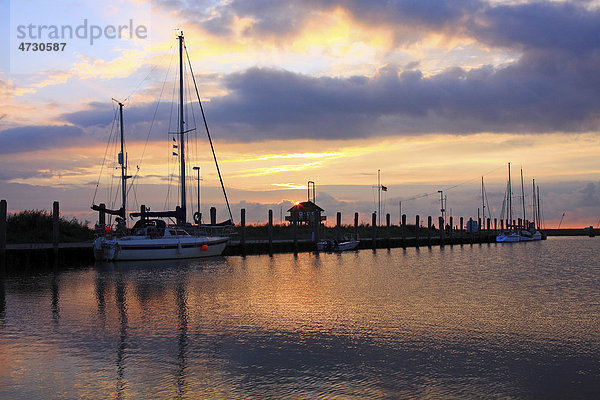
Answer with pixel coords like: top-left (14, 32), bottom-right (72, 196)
top-left (91, 32), bottom-right (231, 261)
top-left (496, 164), bottom-right (545, 243)
top-left (496, 163), bottom-right (521, 243)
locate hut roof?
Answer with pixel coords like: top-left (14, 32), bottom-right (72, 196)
top-left (287, 201), bottom-right (324, 213)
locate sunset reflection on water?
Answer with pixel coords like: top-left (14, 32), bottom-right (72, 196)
top-left (1, 237), bottom-right (599, 399)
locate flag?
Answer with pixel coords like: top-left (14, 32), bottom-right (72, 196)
top-left (381, 185), bottom-right (387, 191)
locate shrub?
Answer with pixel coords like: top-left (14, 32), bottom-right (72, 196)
top-left (7, 210), bottom-right (94, 244)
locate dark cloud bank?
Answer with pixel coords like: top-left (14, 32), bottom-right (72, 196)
top-left (2, 0), bottom-right (600, 151)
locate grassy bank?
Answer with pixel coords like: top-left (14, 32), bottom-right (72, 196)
top-left (7, 210), bottom-right (95, 244)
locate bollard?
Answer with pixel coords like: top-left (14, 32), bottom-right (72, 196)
top-left (336, 212), bottom-right (342, 242)
top-left (494, 218), bottom-right (497, 234)
top-left (427, 216), bottom-right (432, 246)
top-left (0, 200), bottom-right (6, 270)
top-left (401, 214), bottom-right (406, 246)
top-left (386, 213), bottom-right (391, 249)
top-left (210, 207), bottom-right (217, 225)
top-left (371, 212), bottom-right (377, 250)
top-left (240, 209), bottom-right (246, 255)
top-left (53, 201), bottom-right (59, 248)
top-left (354, 212), bottom-right (359, 240)
top-left (293, 211), bottom-right (298, 253)
top-left (415, 215), bottom-right (420, 246)
top-left (460, 217), bottom-right (464, 238)
top-left (449, 216), bottom-right (454, 244)
top-left (268, 210), bottom-right (273, 256)
top-left (439, 216), bottom-right (445, 245)
top-left (469, 217), bottom-right (474, 243)
top-left (99, 203), bottom-right (106, 226)
top-left (53, 201), bottom-right (60, 264)
top-left (314, 211), bottom-right (321, 243)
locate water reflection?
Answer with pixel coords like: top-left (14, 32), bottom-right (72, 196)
top-left (0, 238), bottom-right (598, 399)
top-left (174, 273), bottom-right (188, 400)
top-left (115, 272), bottom-right (128, 399)
top-left (0, 276), bottom-right (5, 326)
top-left (51, 273), bottom-right (59, 324)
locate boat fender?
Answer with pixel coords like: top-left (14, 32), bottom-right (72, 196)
top-left (202, 244), bottom-right (208, 251)
top-left (193, 212), bottom-right (200, 224)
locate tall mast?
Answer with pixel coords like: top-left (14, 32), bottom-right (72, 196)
top-left (508, 162), bottom-right (512, 229)
top-left (532, 179), bottom-right (536, 229)
top-left (377, 169), bottom-right (381, 226)
top-left (178, 32), bottom-right (186, 224)
top-left (520, 167), bottom-right (526, 227)
top-left (536, 185), bottom-right (541, 229)
top-left (481, 177), bottom-right (485, 221)
top-left (118, 101), bottom-right (126, 221)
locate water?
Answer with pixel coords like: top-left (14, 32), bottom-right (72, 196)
top-left (1, 237), bottom-right (599, 399)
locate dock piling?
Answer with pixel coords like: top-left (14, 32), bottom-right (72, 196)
top-left (469, 217), bottom-right (474, 243)
top-left (1, 200), bottom-right (6, 270)
top-left (52, 201), bottom-right (59, 249)
top-left (210, 207), bottom-right (216, 225)
top-left (371, 212), bottom-right (377, 250)
top-left (415, 215), bottom-right (420, 246)
top-left (386, 213), bottom-right (391, 249)
top-left (336, 212), bottom-right (342, 242)
top-left (293, 212), bottom-right (298, 254)
top-left (401, 214), bottom-right (406, 247)
top-left (240, 208), bottom-right (246, 255)
top-left (268, 209), bottom-right (273, 256)
top-left (427, 216), bottom-right (432, 246)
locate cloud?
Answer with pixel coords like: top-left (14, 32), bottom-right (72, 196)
top-left (0, 125), bottom-right (86, 154)
top-left (156, 0), bottom-right (483, 42)
top-left (468, 2), bottom-right (600, 53)
top-left (577, 182), bottom-right (600, 208)
top-left (199, 57), bottom-right (600, 139)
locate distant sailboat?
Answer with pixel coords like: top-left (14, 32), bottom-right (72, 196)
top-left (497, 163), bottom-right (519, 242)
top-left (496, 163), bottom-right (544, 243)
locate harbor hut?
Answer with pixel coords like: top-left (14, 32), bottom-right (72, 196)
top-left (285, 201), bottom-right (326, 225)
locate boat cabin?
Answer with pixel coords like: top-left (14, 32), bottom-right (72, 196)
top-left (285, 201), bottom-right (326, 225)
top-left (131, 219), bottom-right (193, 238)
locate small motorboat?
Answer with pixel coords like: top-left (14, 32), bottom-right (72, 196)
top-left (317, 236), bottom-right (359, 252)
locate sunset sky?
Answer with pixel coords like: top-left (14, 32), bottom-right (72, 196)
top-left (1, 0), bottom-right (599, 228)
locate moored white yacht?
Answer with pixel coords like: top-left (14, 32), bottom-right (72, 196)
top-left (92, 32), bottom-right (232, 261)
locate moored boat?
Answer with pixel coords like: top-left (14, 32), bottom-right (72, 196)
top-left (317, 235), bottom-right (359, 252)
top-left (92, 32), bottom-right (231, 261)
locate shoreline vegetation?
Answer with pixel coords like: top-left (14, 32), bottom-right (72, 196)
top-left (3, 209), bottom-right (594, 245)
top-left (6, 210), bottom-right (94, 244)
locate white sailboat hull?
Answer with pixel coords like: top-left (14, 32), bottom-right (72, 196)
top-left (94, 235), bottom-right (229, 261)
top-left (496, 232), bottom-right (521, 242)
top-left (317, 239), bottom-right (359, 252)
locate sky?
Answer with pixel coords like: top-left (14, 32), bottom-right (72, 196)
top-left (0, 0), bottom-right (599, 229)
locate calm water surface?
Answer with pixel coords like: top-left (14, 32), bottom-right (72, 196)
top-left (1, 237), bottom-right (599, 399)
